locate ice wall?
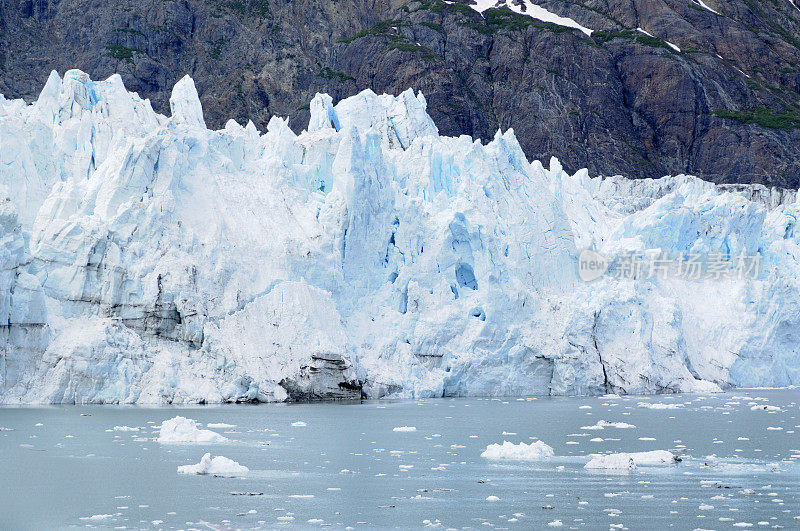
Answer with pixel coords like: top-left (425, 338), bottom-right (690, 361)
top-left (0, 70), bottom-right (798, 403)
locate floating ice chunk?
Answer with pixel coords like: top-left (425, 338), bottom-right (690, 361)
top-left (79, 514), bottom-right (114, 521)
top-left (584, 453), bottom-right (636, 470)
top-left (628, 450), bottom-right (679, 465)
top-left (485, 495), bottom-right (500, 502)
top-left (393, 426), bottom-right (417, 432)
top-left (177, 453), bottom-right (248, 477)
top-left (291, 421), bottom-right (307, 427)
top-left (638, 402), bottom-right (682, 410)
top-left (157, 416), bottom-right (228, 444)
top-left (547, 520), bottom-right (563, 527)
top-left (581, 420), bottom-right (636, 430)
top-left (481, 440), bottom-right (555, 461)
top-left (111, 426), bottom-right (139, 432)
top-left (750, 405), bottom-right (781, 412)
top-left (207, 423), bottom-right (236, 429)
top-left (585, 450), bottom-right (679, 469)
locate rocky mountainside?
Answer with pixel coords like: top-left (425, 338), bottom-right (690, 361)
top-left (1, 0), bottom-right (799, 186)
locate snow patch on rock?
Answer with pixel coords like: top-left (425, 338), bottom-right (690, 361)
top-left (470, 0), bottom-right (593, 36)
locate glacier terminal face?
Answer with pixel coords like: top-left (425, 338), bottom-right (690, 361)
top-left (0, 70), bottom-right (798, 403)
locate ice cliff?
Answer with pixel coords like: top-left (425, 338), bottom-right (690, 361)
top-left (1, 70), bottom-right (798, 403)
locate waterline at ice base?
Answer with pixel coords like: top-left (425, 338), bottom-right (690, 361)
top-left (1, 70), bottom-right (799, 404)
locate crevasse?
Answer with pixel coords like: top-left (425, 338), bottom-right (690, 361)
top-left (0, 70), bottom-right (798, 404)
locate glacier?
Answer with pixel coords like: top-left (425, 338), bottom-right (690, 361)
top-left (1, 70), bottom-right (799, 404)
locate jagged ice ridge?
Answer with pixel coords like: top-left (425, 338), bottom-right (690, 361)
top-left (0, 70), bottom-right (798, 403)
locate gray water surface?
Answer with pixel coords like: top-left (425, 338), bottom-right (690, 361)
top-left (1, 390), bottom-right (799, 530)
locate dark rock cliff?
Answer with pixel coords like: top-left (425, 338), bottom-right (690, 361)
top-left (1, 0), bottom-right (799, 186)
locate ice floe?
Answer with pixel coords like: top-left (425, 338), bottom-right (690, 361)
top-left (177, 453), bottom-right (248, 477)
top-left (157, 416), bottom-right (228, 444)
top-left (585, 450), bottom-right (680, 470)
top-left (481, 440), bottom-right (555, 461)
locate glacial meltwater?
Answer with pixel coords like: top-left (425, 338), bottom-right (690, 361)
top-left (1, 391), bottom-right (798, 530)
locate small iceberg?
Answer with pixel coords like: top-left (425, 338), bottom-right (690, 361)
top-left (627, 450), bottom-right (681, 465)
top-left (637, 402), bottom-right (682, 410)
top-left (481, 440), bottom-right (555, 461)
top-left (157, 416), bottom-right (228, 444)
top-left (581, 420), bottom-right (636, 430)
top-left (750, 405), bottom-right (781, 412)
top-left (393, 426), bottom-right (416, 432)
top-left (79, 514), bottom-right (114, 521)
top-left (177, 453), bottom-right (248, 477)
top-left (584, 453), bottom-right (636, 470)
top-left (585, 450), bottom-right (680, 470)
